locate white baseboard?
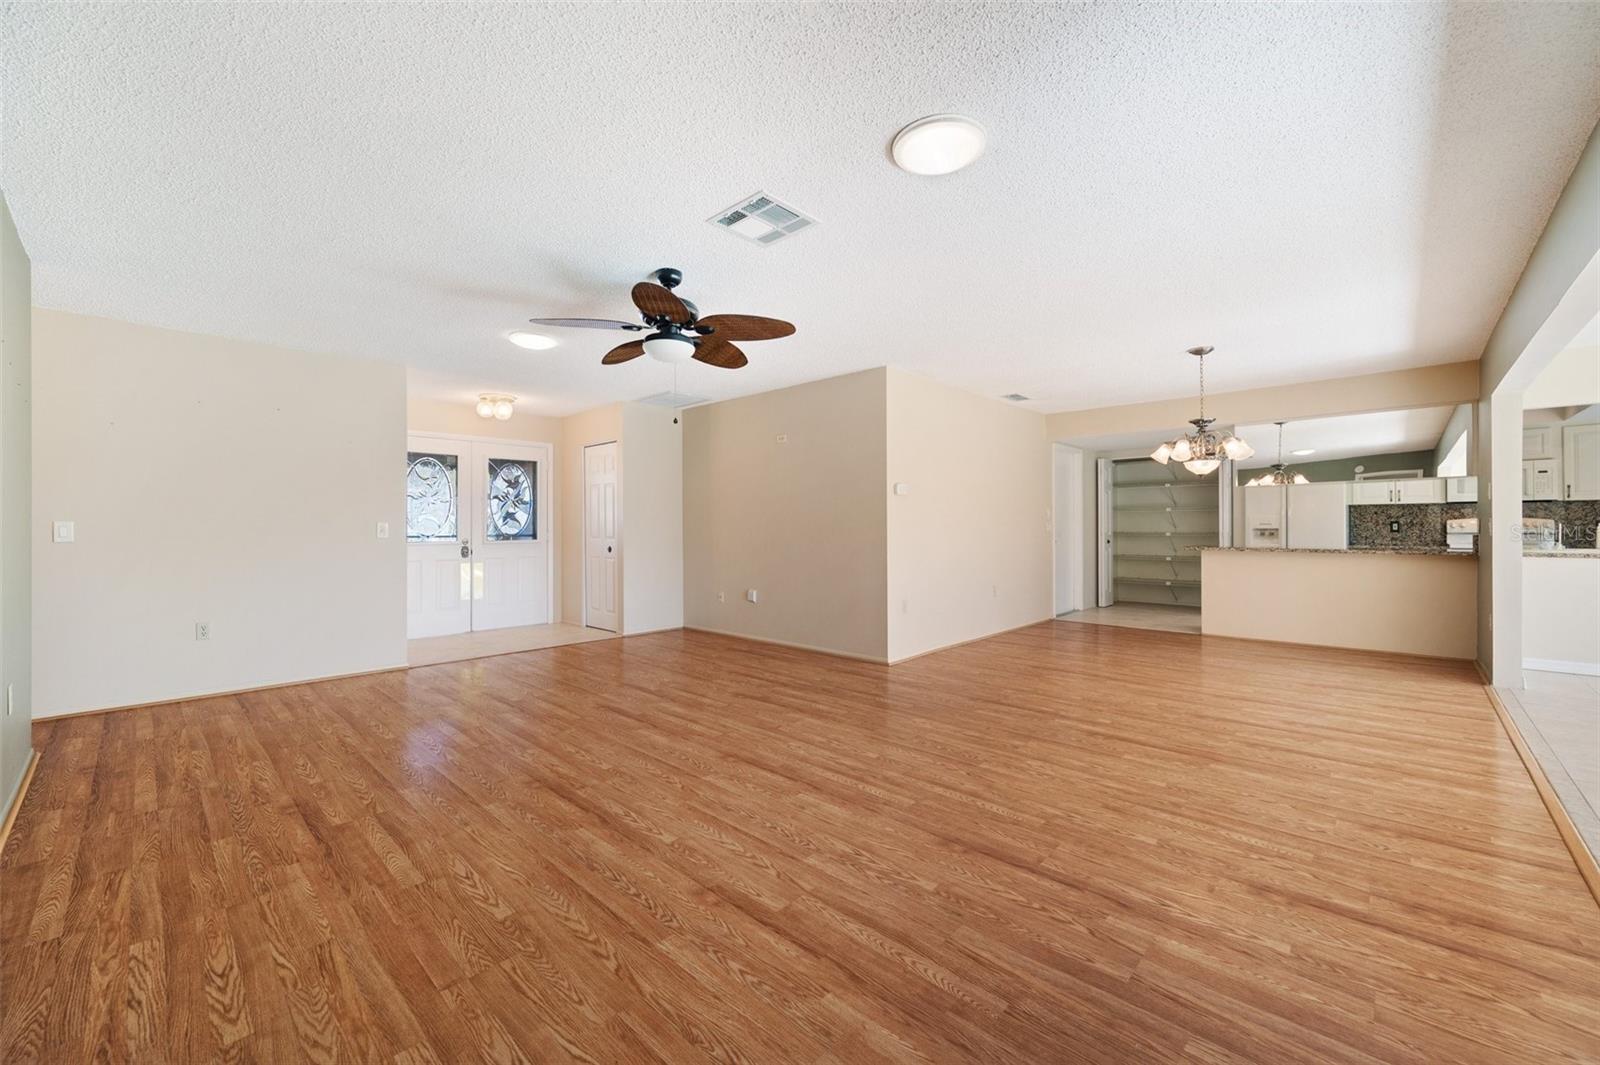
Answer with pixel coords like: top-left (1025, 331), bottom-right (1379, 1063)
top-left (683, 626), bottom-right (889, 664)
top-left (1523, 657), bottom-right (1600, 677)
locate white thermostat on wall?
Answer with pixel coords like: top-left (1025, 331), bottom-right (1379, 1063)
top-left (52, 520), bottom-right (74, 543)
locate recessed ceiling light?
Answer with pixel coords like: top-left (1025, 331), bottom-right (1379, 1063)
top-left (891, 114), bottom-right (987, 176)
top-left (508, 331), bottom-right (558, 350)
top-left (1292, 448), bottom-right (1316, 456)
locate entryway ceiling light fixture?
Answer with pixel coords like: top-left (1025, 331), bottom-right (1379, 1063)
top-left (507, 331), bottom-right (558, 351)
top-left (1244, 421), bottom-right (1310, 486)
top-left (476, 393), bottom-right (516, 421)
top-left (891, 114), bottom-right (987, 176)
top-left (1151, 346), bottom-right (1253, 475)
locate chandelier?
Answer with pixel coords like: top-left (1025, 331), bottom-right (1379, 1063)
top-left (1245, 421), bottom-right (1310, 486)
top-left (1150, 346), bottom-right (1253, 475)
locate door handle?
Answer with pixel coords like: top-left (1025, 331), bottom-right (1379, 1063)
top-left (607, 546), bottom-right (613, 553)
top-left (460, 544), bottom-right (471, 559)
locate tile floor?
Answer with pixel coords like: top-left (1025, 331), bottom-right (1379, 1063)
top-left (1055, 602), bottom-right (1202, 635)
top-left (407, 621), bottom-right (617, 667)
top-left (1497, 669), bottom-right (1600, 858)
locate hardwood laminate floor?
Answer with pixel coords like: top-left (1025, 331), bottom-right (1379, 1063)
top-left (3, 624), bottom-right (1597, 1064)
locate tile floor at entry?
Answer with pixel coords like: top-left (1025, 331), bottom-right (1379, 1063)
top-left (1497, 669), bottom-right (1600, 859)
top-left (1055, 602), bottom-right (1202, 635)
top-left (407, 622), bottom-right (616, 667)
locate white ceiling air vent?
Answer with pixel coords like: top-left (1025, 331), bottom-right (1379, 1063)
top-left (635, 391), bottom-right (710, 409)
top-left (1001, 393), bottom-right (1030, 402)
top-left (709, 191), bottom-right (815, 246)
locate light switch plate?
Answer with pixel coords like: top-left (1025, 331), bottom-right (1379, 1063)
top-left (376, 521), bottom-right (390, 539)
top-left (52, 520), bottom-right (74, 543)
top-left (893, 483), bottom-right (910, 495)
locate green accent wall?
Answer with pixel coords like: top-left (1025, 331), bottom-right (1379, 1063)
top-left (1236, 449), bottom-right (1436, 485)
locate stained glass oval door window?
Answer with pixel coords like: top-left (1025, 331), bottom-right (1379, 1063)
top-left (486, 458), bottom-right (536, 541)
top-left (406, 452), bottom-right (459, 541)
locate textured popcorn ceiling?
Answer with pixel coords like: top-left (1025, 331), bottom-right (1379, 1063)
top-left (3, 3), bottom-right (1599, 416)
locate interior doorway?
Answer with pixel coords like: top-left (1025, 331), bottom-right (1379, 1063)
top-left (405, 433), bottom-right (553, 640)
top-left (584, 441), bottom-right (620, 632)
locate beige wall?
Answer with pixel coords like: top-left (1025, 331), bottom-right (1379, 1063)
top-left (886, 368), bottom-right (1050, 661)
top-left (620, 403), bottom-right (683, 635)
top-left (1201, 551), bottom-right (1478, 660)
top-left (684, 369), bottom-right (889, 660)
top-left (560, 403), bottom-right (621, 626)
top-left (32, 310), bottom-right (408, 716)
top-left (0, 194), bottom-right (31, 807)
top-left (1048, 361), bottom-right (1480, 443)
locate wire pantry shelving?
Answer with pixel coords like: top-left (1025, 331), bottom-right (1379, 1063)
top-left (1110, 459), bottom-right (1218, 606)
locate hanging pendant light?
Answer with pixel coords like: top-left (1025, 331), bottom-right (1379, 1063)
top-left (1151, 346), bottom-right (1253, 475)
top-left (1244, 421), bottom-right (1311, 486)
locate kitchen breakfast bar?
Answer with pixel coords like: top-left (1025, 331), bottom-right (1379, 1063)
top-left (1198, 547), bottom-right (1479, 660)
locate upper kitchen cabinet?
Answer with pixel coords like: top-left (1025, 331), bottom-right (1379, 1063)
top-left (1523, 425), bottom-right (1559, 460)
top-left (1396, 479), bottom-right (1446, 504)
top-left (1565, 424), bottom-right (1600, 500)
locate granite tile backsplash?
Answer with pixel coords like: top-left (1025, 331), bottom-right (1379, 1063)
top-left (1522, 500), bottom-right (1600, 548)
top-left (1348, 503), bottom-right (1477, 549)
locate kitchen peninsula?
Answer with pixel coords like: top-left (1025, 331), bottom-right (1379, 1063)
top-left (1199, 547), bottom-right (1478, 659)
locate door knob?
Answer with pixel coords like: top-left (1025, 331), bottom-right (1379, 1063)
top-left (607, 546), bottom-right (613, 553)
top-left (460, 544), bottom-right (471, 559)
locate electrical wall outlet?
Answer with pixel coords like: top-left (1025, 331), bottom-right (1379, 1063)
top-left (1389, 520), bottom-right (1400, 533)
top-left (716, 591), bottom-right (725, 603)
top-left (195, 622), bottom-right (210, 641)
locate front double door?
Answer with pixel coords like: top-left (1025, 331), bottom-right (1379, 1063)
top-left (406, 435), bottom-right (551, 638)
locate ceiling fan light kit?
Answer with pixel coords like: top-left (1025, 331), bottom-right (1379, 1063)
top-left (526, 267), bottom-right (795, 371)
top-left (891, 114), bottom-right (987, 175)
top-left (1151, 346), bottom-right (1253, 475)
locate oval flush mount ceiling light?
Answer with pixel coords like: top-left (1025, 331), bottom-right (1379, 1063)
top-left (891, 114), bottom-right (987, 175)
top-left (507, 331), bottom-right (558, 350)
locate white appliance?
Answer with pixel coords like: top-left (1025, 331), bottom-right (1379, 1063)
top-left (1242, 485), bottom-right (1286, 548)
top-left (1286, 482), bottom-right (1350, 550)
top-left (1521, 517), bottom-right (1557, 550)
top-left (1446, 517), bottom-right (1478, 554)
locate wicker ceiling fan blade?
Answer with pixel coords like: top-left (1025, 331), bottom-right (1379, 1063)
top-left (601, 340), bottom-right (646, 365)
top-left (694, 314), bottom-right (795, 341)
top-left (630, 282), bottom-right (693, 325)
top-left (692, 337), bottom-right (748, 369)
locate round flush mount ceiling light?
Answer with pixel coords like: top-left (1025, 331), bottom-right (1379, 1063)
top-left (642, 332), bottom-right (697, 364)
top-left (507, 331), bottom-right (558, 351)
top-left (476, 393), bottom-right (516, 420)
top-left (891, 114), bottom-right (987, 176)
top-left (1292, 448), bottom-right (1316, 457)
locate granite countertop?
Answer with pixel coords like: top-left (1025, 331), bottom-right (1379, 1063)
top-left (1524, 547), bottom-right (1600, 558)
top-left (1194, 546), bottom-right (1476, 557)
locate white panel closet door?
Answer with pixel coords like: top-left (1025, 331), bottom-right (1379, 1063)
top-left (585, 441), bottom-right (619, 632)
top-left (468, 440), bottom-right (551, 631)
top-left (406, 436), bottom-right (471, 638)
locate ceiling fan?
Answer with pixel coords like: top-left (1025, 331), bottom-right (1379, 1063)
top-left (528, 267), bottom-right (795, 370)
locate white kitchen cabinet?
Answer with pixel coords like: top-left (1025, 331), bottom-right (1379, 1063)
top-left (1446, 476), bottom-right (1478, 502)
top-left (1397, 478), bottom-right (1446, 504)
top-left (1523, 459), bottom-right (1561, 501)
top-left (1349, 480), bottom-right (1396, 505)
top-left (1563, 424), bottom-right (1600, 500)
top-left (1523, 426), bottom-right (1558, 460)
top-left (1349, 478), bottom-right (1446, 505)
